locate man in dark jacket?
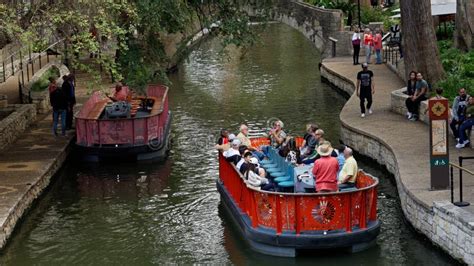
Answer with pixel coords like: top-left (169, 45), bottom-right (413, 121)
top-left (62, 74), bottom-right (76, 130)
top-left (50, 85), bottom-right (68, 136)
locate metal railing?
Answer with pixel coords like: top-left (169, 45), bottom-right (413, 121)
top-left (449, 156), bottom-right (474, 207)
top-left (384, 45), bottom-right (400, 68)
top-left (329, 37), bottom-right (338, 57)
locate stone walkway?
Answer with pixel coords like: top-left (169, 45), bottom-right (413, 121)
top-left (0, 62), bottom-right (113, 249)
top-left (323, 57), bottom-right (474, 212)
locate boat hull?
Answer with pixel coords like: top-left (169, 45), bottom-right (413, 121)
top-left (216, 179), bottom-right (380, 257)
top-left (75, 112), bottom-right (172, 162)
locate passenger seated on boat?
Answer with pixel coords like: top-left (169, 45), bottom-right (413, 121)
top-left (300, 125), bottom-right (319, 158)
top-left (301, 129), bottom-right (325, 164)
top-left (217, 129), bottom-right (229, 145)
top-left (336, 145), bottom-right (346, 177)
top-left (223, 139), bottom-right (242, 164)
top-left (269, 120), bottom-right (287, 148)
top-left (107, 83), bottom-right (128, 102)
top-left (215, 133), bottom-right (236, 151)
top-left (312, 142), bottom-right (339, 193)
top-left (237, 124), bottom-right (266, 160)
top-left (244, 159), bottom-right (274, 191)
top-left (338, 147), bottom-right (359, 190)
top-left (278, 137), bottom-right (300, 165)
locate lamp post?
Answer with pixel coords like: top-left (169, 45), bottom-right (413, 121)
top-left (358, 0), bottom-right (361, 29)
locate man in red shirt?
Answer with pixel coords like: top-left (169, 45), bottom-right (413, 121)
top-left (312, 141), bottom-right (339, 192)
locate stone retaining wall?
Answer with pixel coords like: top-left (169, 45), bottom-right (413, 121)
top-left (321, 64), bottom-right (474, 264)
top-left (270, 0), bottom-right (345, 57)
top-left (0, 104), bottom-right (36, 151)
top-left (0, 138), bottom-right (71, 249)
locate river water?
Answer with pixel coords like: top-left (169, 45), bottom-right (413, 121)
top-left (0, 24), bottom-right (458, 265)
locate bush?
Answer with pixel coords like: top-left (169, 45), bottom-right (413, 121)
top-left (436, 40), bottom-right (474, 102)
top-left (30, 67), bottom-right (60, 92)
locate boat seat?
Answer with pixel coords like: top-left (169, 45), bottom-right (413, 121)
top-left (278, 180), bottom-right (294, 188)
top-left (274, 175), bottom-right (291, 183)
top-left (339, 187), bottom-right (358, 192)
top-left (270, 171), bottom-right (287, 178)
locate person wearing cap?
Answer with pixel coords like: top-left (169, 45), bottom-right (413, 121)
top-left (269, 120), bottom-right (287, 148)
top-left (356, 63), bottom-right (375, 118)
top-left (338, 147), bottom-right (358, 190)
top-left (312, 142), bottom-right (339, 193)
top-left (223, 139), bottom-right (241, 164)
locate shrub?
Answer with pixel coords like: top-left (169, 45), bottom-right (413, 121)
top-left (30, 67), bottom-right (60, 92)
top-left (436, 40), bottom-right (474, 102)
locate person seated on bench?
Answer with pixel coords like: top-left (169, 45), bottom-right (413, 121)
top-left (244, 157), bottom-right (273, 191)
top-left (300, 124), bottom-right (318, 157)
top-left (456, 96), bottom-right (474, 149)
top-left (107, 83), bottom-right (128, 102)
top-left (223, 139), bottom-right (241, 164)
top-left (338, 147), bottom-right (358, 190)
top-left (301, 129), bottom-right (325, 164)
top-left (312, 142), bottom-right (339, 193)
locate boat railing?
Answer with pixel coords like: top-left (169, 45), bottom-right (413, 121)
top-left (218, 151), bottom-right (378, 235)
top-left (75, 84), bottom-right (169, 147)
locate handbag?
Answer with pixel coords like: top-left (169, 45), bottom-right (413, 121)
top-left (352, 38), bottom-right (361, 46)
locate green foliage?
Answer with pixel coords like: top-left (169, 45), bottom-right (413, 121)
top-left (2, 0), bottom-right (269, 93)
top-left (30, 67), bottom-right (60, 92)
top-left (436, 40), bottom-right (474, 101)
top-left (436, 22), bottom-right (455, 40)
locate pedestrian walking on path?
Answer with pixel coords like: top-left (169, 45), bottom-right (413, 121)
top-left (373, 29), bottom-right (383, 64)
top-left (356, 63), bottom-right (375, 118)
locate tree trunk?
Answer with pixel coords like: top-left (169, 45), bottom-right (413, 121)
top-left (400, 0), bottom-right (445, 83)
top-left (455, 0), bottom-right (474, 51)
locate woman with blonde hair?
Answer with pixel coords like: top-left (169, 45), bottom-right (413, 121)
top-left (363, 28), bottom-right (373, 64)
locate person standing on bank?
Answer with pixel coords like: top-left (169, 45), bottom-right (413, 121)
top-left (50, 84), bottom-right (68, 137)
top-left (356, 63), bottom-right (375, 118)
top-left (62, 74), bottom-right (76, 130)
top-left (373, 29), bottom-right (383, 64)
top-left (352, 28), bottom-right (361, 65)
top-left (363, 28), bottom-right (373, 64)
top-left (406, 72), bottom-right (429, 121)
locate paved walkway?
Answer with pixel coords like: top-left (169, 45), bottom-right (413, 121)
top-left (0, 63), bottom-right (113, 248)
top-left (323, 56), bottom-right (474, 213)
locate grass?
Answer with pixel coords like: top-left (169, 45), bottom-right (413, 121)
top-left (30, 67), bottom-right (60, 92)
top-left (436, 40), bottom-right (474, 102)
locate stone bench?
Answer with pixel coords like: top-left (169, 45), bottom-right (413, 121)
top-left (391, 87), bottom-right (429, 124)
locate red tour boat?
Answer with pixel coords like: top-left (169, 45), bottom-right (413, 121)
top-left (217, 137), bottom-right (380, 257)
top-left (75, 84), bottom-right (171, 162)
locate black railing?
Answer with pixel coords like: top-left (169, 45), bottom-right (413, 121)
top-left (384, 45), bottom-right (400, 68)
top-left (449, 156), bottom-right (474, 207)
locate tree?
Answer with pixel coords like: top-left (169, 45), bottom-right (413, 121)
top-left (455, 0), bottom-right (474, 51)
top-left (400, 0), bottom-right (445, 83)
top-left (0, 0), bottom-right (269, 91)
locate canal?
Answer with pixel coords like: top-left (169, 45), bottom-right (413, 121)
top-left (0, 24), bottom-right (458, 265)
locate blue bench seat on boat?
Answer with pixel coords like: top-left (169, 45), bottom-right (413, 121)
top-left (259, 147), bottom-right (295, 190)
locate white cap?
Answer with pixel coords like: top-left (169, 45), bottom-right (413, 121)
top-left (232, 139), bottom-right (241, 146)
top-left (250, 157), bottom-right (259, 165)
top-left (228, 134), bottom-right (236, 141)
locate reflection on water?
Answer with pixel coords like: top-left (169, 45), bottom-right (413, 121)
top-left (0, 24), bottom-right (458, 265)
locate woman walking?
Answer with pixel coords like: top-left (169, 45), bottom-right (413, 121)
top-left (352, 28), bottom-right (361, 65)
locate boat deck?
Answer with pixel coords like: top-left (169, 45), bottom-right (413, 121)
top-left (82, 96), bottom-right (163, 120)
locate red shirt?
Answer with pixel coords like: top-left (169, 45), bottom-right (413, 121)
top-left (114, 89), bottom-right (128, 101)
top-left (48, 83), bottom-right (57, 93)
top-left (364, 34), bottom-right (373, 46)
top-left (312, 156), bottom-right (339, 192)
top-left (373, 33), bottom-right (382, 49)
